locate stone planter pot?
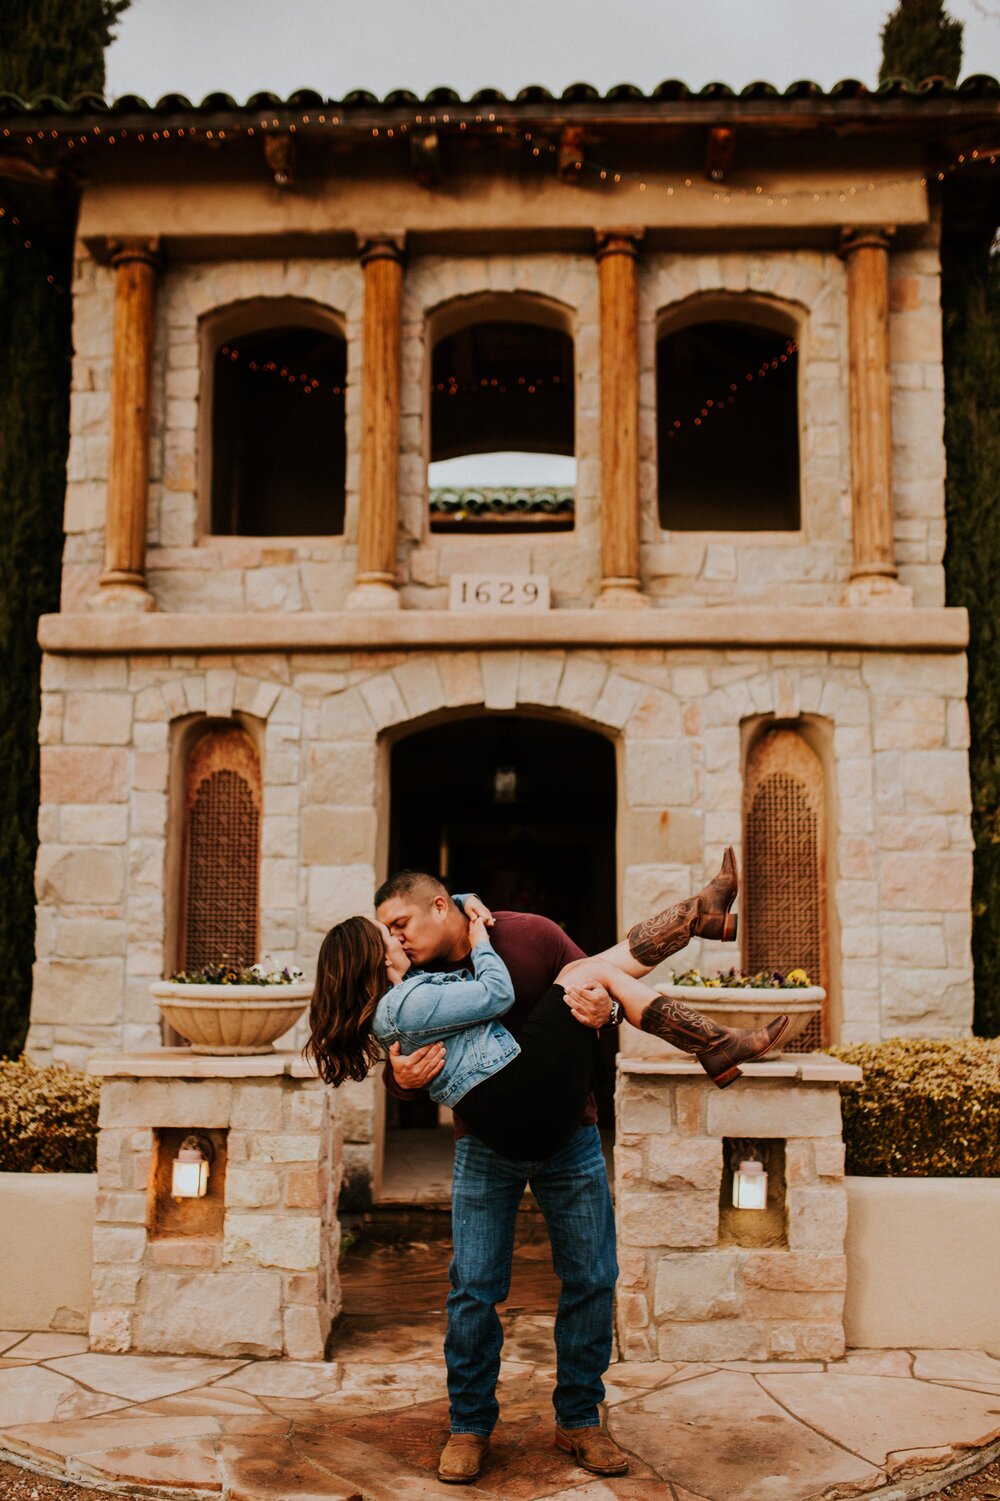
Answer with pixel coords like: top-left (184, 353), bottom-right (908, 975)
top-left (150, 981), bottom-right (313, 1055)
top-left (656, 984), bottom-right (826, 1055)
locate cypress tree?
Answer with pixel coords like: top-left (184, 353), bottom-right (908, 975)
top-left (942, 185), bottom-right (1000, 1038)
top-left (879, 0), bottom-right (963, 85)
top-left (0, 0), bottom-right (128, 1057)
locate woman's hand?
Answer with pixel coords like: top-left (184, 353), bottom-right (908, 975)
top-left (564, 980), bottom-right (613, 1029)
top-left (462, 894), bottom-right (495, 927)
top-left (468, 915), bottom-right (491, 948)
top-left (389, 1040), bottom-right (446, 1089)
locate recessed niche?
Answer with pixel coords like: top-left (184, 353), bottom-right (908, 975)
top-left (718, 1137), bottom-right (787, 1248)
top-left (148, 1126), bottom-right (228, 1240)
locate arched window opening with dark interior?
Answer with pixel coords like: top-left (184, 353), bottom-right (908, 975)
top-left (210, 317), bottom-right (346, 536)
top-left (743, 727), bottom-right (828, 1050)
top-left (179, 726), bottom-right (262, 972)
top-left (377, 714), bottom-right (616, 1204)
top-left (428, 311), bottom-right (575, 532)
top-left (657, 313), bottom-right (800, 531)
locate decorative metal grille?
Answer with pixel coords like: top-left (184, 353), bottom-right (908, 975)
top-left (181, 729), bottom-right (261, 970)
top-left (744, 730), bottom-right (827, 1050)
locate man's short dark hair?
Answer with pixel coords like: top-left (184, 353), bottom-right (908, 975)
top-left (374, 869), bottom-right (452, 910)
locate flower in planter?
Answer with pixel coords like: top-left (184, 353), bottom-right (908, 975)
top-left (670, 966), bottom-right (814, 989)
top-left (169, 955), bottom-right (305, 986)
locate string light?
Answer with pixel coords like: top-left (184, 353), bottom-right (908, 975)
top-left (434, 373), bottom-right (564, 396)
top-left (665, 338), bottom-right (799, 438)
top-left (0, 202), bottom-right (59, 285)
top-left (7, 103), bottom-right (994, 205)
top-left (219, 343), bottom-right (344, 395)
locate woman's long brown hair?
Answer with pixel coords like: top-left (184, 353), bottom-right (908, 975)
top-left (305, 916), bottom-right (389, 1087)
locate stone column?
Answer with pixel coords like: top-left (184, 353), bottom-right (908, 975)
top-left (839, 227), bottom-right (910, 606)
top-left (96, 238), bottom-right (160, 611)
top-left (596, 230), bottom-right (646, 608)
top-left (349, 235), bottom-right (405, 609)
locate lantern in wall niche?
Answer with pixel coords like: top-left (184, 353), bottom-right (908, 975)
top-left (732, 1158), bottom-right (768, 1210)
top-left (172, 1136), bottom-right (212, 1198)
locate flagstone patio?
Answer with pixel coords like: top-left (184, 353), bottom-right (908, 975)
top-left (1, 1239), bottom-right (998, 1501)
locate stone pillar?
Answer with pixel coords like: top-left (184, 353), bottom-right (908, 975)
top-left (596, 230), bottom-right (646, 608)
top-left (96, 238), bottom-right (160, 611)
top-left (839, 227), bottom-right (910, 606)
top-left (349, 235), bottom-right (405, 609)
top-left (87, 1052), bottom-right (342, 1360)
top-left (614, 1052), bottom-right (860, 1363)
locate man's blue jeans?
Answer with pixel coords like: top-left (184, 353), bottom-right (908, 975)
top-left (445, 1123), bottom-right (617, 1436)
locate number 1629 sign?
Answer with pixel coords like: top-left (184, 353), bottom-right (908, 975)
top-left (449, 574), bottom-right (550, 611)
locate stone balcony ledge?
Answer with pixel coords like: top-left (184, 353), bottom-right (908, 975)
top-left (618, 1052), bottom-right (862, 1083)
top-left (40, 605), bottom-right (968, 656)
top-left (87, 1048), bottom-right (318, 1080)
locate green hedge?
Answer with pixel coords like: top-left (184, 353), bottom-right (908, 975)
top-left (0, 1059), bottom-right (101, 1172)
top-left (827, 1038), bottom-right (1000, 1177)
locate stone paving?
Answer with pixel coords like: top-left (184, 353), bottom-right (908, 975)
top-left (1, 1240), bottom-right (999, 1500)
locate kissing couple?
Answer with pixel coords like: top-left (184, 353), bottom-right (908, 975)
top-left (306, 851), bottom-right (789, 1484)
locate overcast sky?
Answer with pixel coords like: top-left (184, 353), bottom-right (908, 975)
top-left (105, 0), bottom-right (1000, 102)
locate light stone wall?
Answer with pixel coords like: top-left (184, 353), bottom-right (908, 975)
top-left (29, 645), bottom-right (973, 1196)
top-left (615, 1065), bottom-right (851, 1362)
top-left (62, 242), bottom-right (947, 611)
top-left (90, 1069), bottom-right (341, 1360)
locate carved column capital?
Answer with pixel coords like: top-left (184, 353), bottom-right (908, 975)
top-left (107, 236), bottom-right (162, 271)
top-left (595, 228), bottom-right (644, 262)
top-left (838, 225), bottom-right (895, 260)
top-left (356, 233), bottom-right (406, 267)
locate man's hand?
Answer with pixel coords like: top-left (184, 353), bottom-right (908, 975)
top-left (388, 1040), bottom-right (446, 1089)
top-left (462, 894), bottom-right (495, 927)
top-left (563, 980), bottom-right (614, 1029)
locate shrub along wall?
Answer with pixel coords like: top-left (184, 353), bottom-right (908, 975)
top-left (0, 1059), bottom-right (100, 1172)
top-left (828, 1038), bottom-right (1000, 1176)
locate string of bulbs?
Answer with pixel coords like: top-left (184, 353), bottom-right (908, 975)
top-left (665, 338), bottom-right (799, 437)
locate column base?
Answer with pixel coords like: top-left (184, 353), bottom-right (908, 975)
top-left (89, 579), bottom-right (157, 612)
top-left (346, 579), bottom-right (401, 610)
top-left (597, 578), bottom-right (648, 609)
top-left (843, 574), bottom-right (913, 608)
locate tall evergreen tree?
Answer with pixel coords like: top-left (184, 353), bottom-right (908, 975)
top-left (879, 0), bottom-right (963, 85)
top-left (0, 0), bottom-right (128, 1057)
top-left (942, 188), bottom-right (1000, 1038)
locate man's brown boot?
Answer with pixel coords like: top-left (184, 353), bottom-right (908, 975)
top-left (640, 997), bottom-right (792, 1089)
top-left (555, 1424), bottom-right (629, 1476)
top-left (627, 846), bottom-right (739, 966)
top-left (438, 1433), bottom-right (490, 1484)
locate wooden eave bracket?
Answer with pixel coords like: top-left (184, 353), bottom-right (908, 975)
top-left (704, 126), bottom-right (736, 182)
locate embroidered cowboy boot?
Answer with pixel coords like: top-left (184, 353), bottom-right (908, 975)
top-left (627, 846), bottom-right (739, 967)
top-left (639, 996), bottom-right (791, 1089)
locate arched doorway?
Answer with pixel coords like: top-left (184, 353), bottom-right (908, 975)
top-left (381, 713), bottom-right (617, 1200)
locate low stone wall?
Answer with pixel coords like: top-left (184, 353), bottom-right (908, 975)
top-left (845, 1176), bottom-right (1000, 1357)
top-left (615, 1054), bottom-right (861, 1362)
top-left (87, 1052), bottom-right (342, 1360)
top-left (0, 1171), bottom-right (96, 1333)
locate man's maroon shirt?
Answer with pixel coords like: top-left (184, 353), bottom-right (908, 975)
top-left (382, 910), bottom-right (598, 1139)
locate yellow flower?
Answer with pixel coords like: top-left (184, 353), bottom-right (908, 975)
top-left (787, 968), bottom-right (810, 984)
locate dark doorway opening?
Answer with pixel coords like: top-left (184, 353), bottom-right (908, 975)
top-left (383, 714), bottom-right (617, 1197)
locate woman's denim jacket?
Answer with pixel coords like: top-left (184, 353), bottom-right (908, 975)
top-left (373, 939), bottom-right (520, 1108)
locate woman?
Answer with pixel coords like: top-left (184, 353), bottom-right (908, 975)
top-left (306, 854), bottom-right (790, 1162)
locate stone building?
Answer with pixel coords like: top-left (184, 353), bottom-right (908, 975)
top-left (12, 77), bottom-right (991, 1203)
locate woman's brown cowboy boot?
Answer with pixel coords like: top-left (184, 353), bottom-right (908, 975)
top-left (639, 997), bottom-right (791, 1089)
top-left (627, 847), bottom-right (740, 967)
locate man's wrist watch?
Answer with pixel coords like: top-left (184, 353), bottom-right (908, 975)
top-left (606, 999), bottom-right (623, 1028)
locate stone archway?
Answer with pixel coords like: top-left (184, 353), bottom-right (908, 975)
top-left (379, 709), bottom-right (618, 1202)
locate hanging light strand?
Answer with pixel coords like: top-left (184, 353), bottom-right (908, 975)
top-left (665, 337), bottom-right (799, 438)
top-left (218, 343), bottom-right (344, 395)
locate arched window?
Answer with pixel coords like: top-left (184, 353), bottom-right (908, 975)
top-left (179, 726), bottom-right (261, 970)
top-left (743, 728), bottom-right (828, 1049)
top-left (428, 303), bottom-right (575, 532)
top-left (208, 308), bottom-right (346, 536)
top-left (657, 308), bottom-right (800, 531)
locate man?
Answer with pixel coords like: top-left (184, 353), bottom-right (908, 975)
top-left (375, 859), bottom-right (739, 1485)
